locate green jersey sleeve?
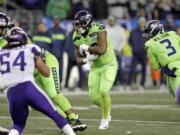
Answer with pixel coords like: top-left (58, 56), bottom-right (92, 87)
top-left (95, 22), bottom-right (106, 32)
top-left (146, 42), bottom-right (161, 70)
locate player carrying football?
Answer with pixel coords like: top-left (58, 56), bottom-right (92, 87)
top-left (144, 20), bottom-right (180, 103)
top-left (73, 10), bottom-right (118, 130)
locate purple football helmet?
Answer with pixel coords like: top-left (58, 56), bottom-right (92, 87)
top-left (6, 27), bottom-right (28, 46)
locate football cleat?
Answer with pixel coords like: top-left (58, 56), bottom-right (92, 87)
top-left (69, 119), bottom-right (87, 132)
top-left (0, 126), bottom-right (9, 135)
top-left (98, 115), bottom-right (111, 130)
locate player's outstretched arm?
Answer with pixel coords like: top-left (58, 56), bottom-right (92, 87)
top-left (35, 56), bottom-right (50, 77)
top-left (88, 31), bottom-right (107, 55)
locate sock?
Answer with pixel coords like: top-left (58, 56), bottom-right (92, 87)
top-left (56, 107), bottom-right (67, 118)
top-left (62, 124), bottom-right (76, 135)
top-left (53, 94), bottom-right (72, 111)
top-left (53, 94), bottom-right (77, 120)
top-left (100, 92), bottom-right (111, 119)
top-left (8, 129), bottom-right (19, 135)
top-left (68, 113), bottom-right (77, 120)
top-left (176, 86), bottom-right (180, 104)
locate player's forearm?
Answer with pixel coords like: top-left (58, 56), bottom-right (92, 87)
top-left (35, 56), bottom-right (50, 77)
top-left (88, 45), bottom-right (106, 55)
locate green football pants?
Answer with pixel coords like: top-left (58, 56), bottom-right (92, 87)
top-left (88, 60), bottom-right (117, 118)
top-left (34, 51), bottom-right (60, 98)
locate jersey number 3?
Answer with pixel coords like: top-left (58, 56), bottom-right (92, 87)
top-left (160, 39), bottom-right (176, 56)
top-left (0, 51), bottom-right (27, 74)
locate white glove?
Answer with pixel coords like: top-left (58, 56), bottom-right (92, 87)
top-left (82, 51), bottom-right (98, 63)
top-left (79, 44), bottom-right (89, 55)
top-left (82, 57), bottom-right (89, 63)
top-left (86, 51), bottom-right (98, 61)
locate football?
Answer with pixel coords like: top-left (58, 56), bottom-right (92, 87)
top-left (82, 50), bottom-right (87, 58)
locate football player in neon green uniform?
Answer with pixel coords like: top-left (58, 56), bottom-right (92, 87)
top-left (144, 20), bottom-right (180, 103)
top-left (33, 50), bottom-right (87, 132)
top-left (73, 10), bottom-right (117, 130)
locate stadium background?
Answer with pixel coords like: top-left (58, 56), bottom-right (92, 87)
top-left (0, 0), bottom-right (180, 135)
top-left (0, 0), bottom-right (180, 90)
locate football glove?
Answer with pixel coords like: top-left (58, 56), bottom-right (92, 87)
top-left (79, 44), bottom-right (89, 55)
top-left (82, 51), bottom-right (98, 63)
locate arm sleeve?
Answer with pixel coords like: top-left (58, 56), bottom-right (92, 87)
top-left (147, 46), bottom-right (160, 71)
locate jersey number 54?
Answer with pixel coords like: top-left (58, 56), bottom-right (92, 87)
top-left (0, 51), bottom-right (27, 74)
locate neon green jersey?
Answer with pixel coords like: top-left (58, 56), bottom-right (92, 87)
top-left (73, 22), bottom-right (116, 67)
top-left (145, 31), bottom-right (180, 70)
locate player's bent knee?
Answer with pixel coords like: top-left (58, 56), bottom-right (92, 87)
top-left (100, 91), bottom-right (109, 98)
top-left (89, 92), bottom-right (98, 102)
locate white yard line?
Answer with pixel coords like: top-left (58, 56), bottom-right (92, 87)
top-left (0, 116), bottom-right (180, 125)
top-left (0, 104), bottom-right (179, 111)
top-left (0, 90), bottom-right (169, 97)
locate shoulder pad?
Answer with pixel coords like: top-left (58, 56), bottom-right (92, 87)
top-left (91, 22), bottom-right (105, 31)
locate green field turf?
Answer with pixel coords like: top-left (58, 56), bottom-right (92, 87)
top-left (1, 91), bottom-right (180, 135)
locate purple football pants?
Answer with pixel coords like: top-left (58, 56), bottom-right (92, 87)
top-left (7, 81), bottom-right (68, 134)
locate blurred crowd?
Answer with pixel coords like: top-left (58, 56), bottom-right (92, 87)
top-left (3, 0), bottom-right (180, 91)
top-left (19, 16), bottom-right (178, 92)
top-left (5, 0), bottom-right (180, 20)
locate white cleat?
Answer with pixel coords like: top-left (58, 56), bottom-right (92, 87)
top-left (0, 126), bottom-right (9, 135)
top-left (98, 115), bottom-right (111, 130)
